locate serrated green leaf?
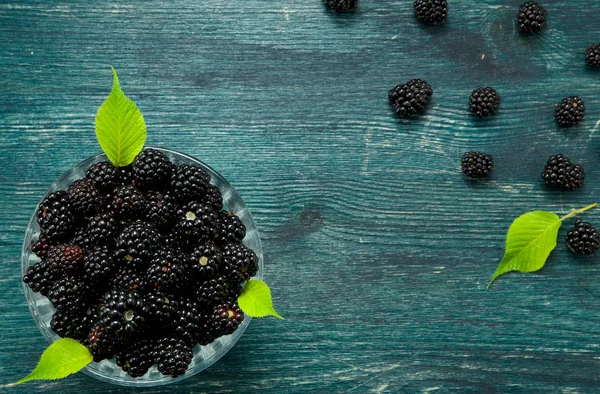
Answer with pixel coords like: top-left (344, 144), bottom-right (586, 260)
top-left (238, 279), bottom-right (284, 320)
top-left (95, 67), bottom-right (146, 166)
top-left (14, 338), bottom-right (92, 385)
top-left (487, 211), bottom-right (561, 288)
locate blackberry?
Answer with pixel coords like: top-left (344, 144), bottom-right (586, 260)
top-left (469, 87), bottom-right (500, 118)
top-left (30, 235), bottom-right (51, 259)
top-left (47, 275), bottom-right (93, 312)
top-left (175, 201), bottom-right (218, 243)
top-left (86, 161), bottom-right (118, 192)
top-left (413, 0), bottom-right (448, 24)
top-left (163, 230), bottom-right (188, 255)
top-left (145, 191), bottom-right (177, 229)
top-left (222, 243), bottom-right (259, 283)
top-left (116, 220), bottom-right (163, 266)
top-left (82, 246), bottom-right (117, 284)
top-left (87, 324), bottom-right (118, 362)
top-left (196, 275), bottom-right (241, 308)
top-left (211, 302), bottom-right (244, 337)
top-left (171, 164), bottom-right (211, 203)
top-left (115, 165), bottom-right (136, 187)
top-left (196, 314), bottom-right (217, 346)
top-left (37, 191), bottom-right (75, 242)
top-left (112, 185), bottom-right (145, 219)
top-left (73, 227), bottom-right (94, 249)
top-left (116, 338), bottom-right (156, 378)
top-left (172, 296), bottom-right (203, 344)
top-left (86, 211), bottom-right (118, 246)
top-left (66, 178), bottom-right (104, 218)
top-left (518, 1), bottom-right (547, 33)
top-left (145, 292), bottom-right (175, 328)
top-left (112, 266), bottom-right (150, 292)
top-left (23, 260), bottom-right (55, 295)
top-left (26, 244), bottom-right (86, 292)
top-left (323, 0), bottom-right (357, 13)
top-left (133, 149), bottom-right (173, 190)
top-left (99, 289), bottom-right (149, 337)
top-left (389, 79), bottom-right (433, 117)
top-left (216, 210), bottom-right (246, 244)
top-left (461, 152), bottom-right (494, 179)
top-left (586, 43), bottom-right (600, 68)
top-left (147, 249), bottom-right (184, 293)
top-left (201, 185), bottom-right (223, 211)
top-left (50, 306), bottom-right (98, 340)
top-left (155, 337), bottom-right (193, 378)
top-left (185, 242), bottom-right (223, 281)
top-left (555, 96), bottom-right (585, 128)
top-left (541, 154), bottom-right (585, 190)
top-left (566, 220), bottom-right (599, 256)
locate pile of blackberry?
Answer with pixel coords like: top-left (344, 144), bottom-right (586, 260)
top-left (23, 148), bottom-right (259, 378)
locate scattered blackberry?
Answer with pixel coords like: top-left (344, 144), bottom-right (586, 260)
top-left (82, 246), bottom-right (117, 284)
top-left (518, 1), bottom-right (547, 33)
top-left (112, 185), bottom-right (145, 219)
top-left (566, 220), bottom-right (599, 256)
top-left (413, 0), bottom-right (447, 24)
top-left (99, 289), bottom-right (149, 337)
top-left (116, 220), bottom-right (163, 266)
top-left (461, 152), bottom-right (494, 179)
top-left (211, 302), bottom-right (244, 336)
top-left (87, 211), bottom-right (118, 246)
top-left (469, 87), bottom-right (500, 118)
top-left (323, 0), bottom-right (357, 13)
top-left (175, 201), bottom-right (218, 243)
top-left (133, 149), bottom-right (174, 190)
top-left (47, 276), bottom-right (92, 312)
top-left (185, 242), bottom-right (223, 281)
top-left (586, 43), bottom-right (600, 67)
top-left (66, 178), bottom-right (104, 218)
top-left (555, 96), bottom-right (585, 128)
top-left (389, 79), bottom-right (433, 117)
top-left (50, 306), bottom-right (98, 340)
top-left (30, 235), bottom-right (51, 259)
top-left (37, 191), bottom-right (75, 242)
top-left (222, 243), bottom-right (259, 282)
top-left (87, 324), bottom-right (118, 362)
top-left (86, 161), bottom-right (118, 192)
top-left (147, 249), bottom-right (184, 293)
top-left (216, 210), bottom-right (246, 244)
top-left (201, 185), bottom-right (223, 211)
top-left (156, 337), bottom-right (193, 378)
top-left (171, 164), bottom-right (211, 203)
top-left (145, 191), bottom-right (177, 229)
top-left (116, 338), bottom-right (156, 378)
top-left (541, 154), bottom-right (585, 190)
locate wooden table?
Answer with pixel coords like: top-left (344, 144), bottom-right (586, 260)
top-left (2, 1), bottom-right (600, 392)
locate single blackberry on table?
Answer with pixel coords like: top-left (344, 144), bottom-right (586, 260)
top-left (185, 242), bottom-right (223, 281)
top-left (87, 324), bottom-right (118, 362)
top-left (82, 246), bottom-right (117, 284)
top-left (175, 201), bottom-right (218, 243)
top-left (50, 306), bottom-right (99, 340)
top-left (555, 96), bottom-right (585, 128)
top-left (133, 149), bottom-right (174, 190)
top-left (30, 235), bottom-right (51, 259)
top-left (211, 301), bottom-right (244, 337)
top-left (222, 243), bottom-right (259, 283)
top-left (47, 275), bottom-right (93, 312)
top-left (171, 164), bottom-right (211, 203)
top-left (389, 79), bottom-right (433, 117)
top-left (145, 191), bottom-right (177, 229)
top-left (586, 43), bottom-right (600, 67)
top-left (322, 0), bottom-right (357, 13)
top-left (566, 220), bottom-right (599, 256)
top-left (112, 185), bottom-right (145, 219)
top-left (469, 87), bottom-right (500, 118)
top-left (116, 338), bottom-right (156, 378)
top-left (155, 337), bottom-right (193, 378)
top-left (86, 161), bottom-right (118, 192)
top-left (541, 154), bottom-right (585, 190)
top-left (201, 185), bottom-right (223, 211)
top-left (413, 0), bottom-right (447, 24)
top-left (518, 1), bottom-right (547, 33)
top-left (116, 220), bottom-right (163, 266)
top-left (66, 178), bottom-right (104, 218)
top-left (461, 152), bottom-right (494, 179)
top-left (37, 191), bottom-right (75, 242)
top-left (147, 249), bottom-right (184, 293)
top-left (216, 210), bottom-right (246, 245)
top-left (86, 211), bottom-right (118, 246)
top-left (99, 289), bottom-right (149, 337)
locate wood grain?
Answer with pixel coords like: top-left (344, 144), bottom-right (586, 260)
top-left (1, 0), bottom-right (600, 392)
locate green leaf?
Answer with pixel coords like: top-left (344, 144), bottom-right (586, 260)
top-left (13, 338), bottom-right (92, 385)
top-left (95, 67), bottom-right (146, 167)
top-left (487, 211), bottom-right (561, 288)
top-left (238, 280), bottom-right (284, 319)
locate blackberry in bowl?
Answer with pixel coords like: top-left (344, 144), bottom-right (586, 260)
top-left (21, 147), bottom-right (263, 387)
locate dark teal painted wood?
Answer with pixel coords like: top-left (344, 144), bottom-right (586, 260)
top-left (1, 0), bottom-right (600, 392)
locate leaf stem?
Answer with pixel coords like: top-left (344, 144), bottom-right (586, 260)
top-left (559, 203), bottom-right (598, 221)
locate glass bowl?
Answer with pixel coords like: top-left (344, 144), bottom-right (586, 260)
top-left (21, 147), bottom-right (263, 387)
